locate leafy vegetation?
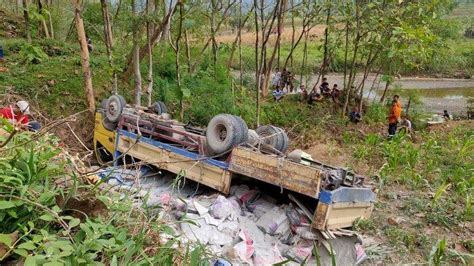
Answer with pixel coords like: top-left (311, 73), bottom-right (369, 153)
top-left (0, 128), bottom-right (207, 264)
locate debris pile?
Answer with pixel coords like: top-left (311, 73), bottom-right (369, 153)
top-left (95, 167), bottom-right (366, 265)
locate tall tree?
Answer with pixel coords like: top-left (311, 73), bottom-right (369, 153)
top-left (132, 0), bottom-right (142, 106)
top-left (22, 0), bottom-right (31, 42)
top-left (253, 0), bottom-right (260, 126)
top-left (262, 0), bottom-right (287, 94)
top-left (100, 0), bottom-right (117, 94)
top-left (122, 3), bottom-right (177, 80)
top-left (145, 0), bottom-right (154, 106)
top-left (72, 0), bottom-right (95, 114)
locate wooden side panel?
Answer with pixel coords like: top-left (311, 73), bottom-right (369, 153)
top-left (313, 202), bottom-right (374, 230)
top-left (229, 147), bottom-right (321, 198)
top-left (117, 137), bottom-right (231, 194)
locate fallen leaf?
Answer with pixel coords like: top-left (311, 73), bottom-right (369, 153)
top-left (0, 66), bottom-right (9, 72)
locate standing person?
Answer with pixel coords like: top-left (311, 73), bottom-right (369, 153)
top-left (331, 84), bottom-right (341, 103)
top-left (271, 68), bottom-right (281, 90)
top-left (281, 68), bottom-right (289, 92)
top-left (0, 100), bottom-right (30, 125)
top-left (319, 77), bottom-right (330, 95)
top-left (287, 72), bottom-right (295, 93)
top-left (388, 99), bottom-right (401, 137)
top-left (393, 95), bottom-right (401, 109)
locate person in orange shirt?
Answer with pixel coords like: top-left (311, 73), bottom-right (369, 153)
top-left (388, 99), bottom-right (402, 137)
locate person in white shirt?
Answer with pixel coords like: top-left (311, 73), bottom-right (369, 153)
top-left (271, 68), bottom-right (281, 90)
top-left (399, 115), bottom-right (413, 134)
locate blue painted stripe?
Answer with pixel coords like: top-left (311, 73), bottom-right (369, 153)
top-left (318, 190), bottom-right (333, 204)
top-left (116, 129), bottom-right (229, 169)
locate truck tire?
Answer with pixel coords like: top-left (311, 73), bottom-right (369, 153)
top-left (256, 125), bottom-right (279, 150)
top-left (229, 115), bottom-right (249, 144)
top-left (274, 126), bottom-right (289, 153)
top-left (256, 125), bottom-right (289, 153)
top-left (106, 95), bottom-right (125, 123)
top-left (206, 114), bottom-right (243, 154)
top-left (152, 101), bottom-right (168, 115)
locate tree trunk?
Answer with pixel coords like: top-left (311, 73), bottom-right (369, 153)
top-left (238, 0), bottom-right (243, 88)
top-left (184, 28), bottom-right (191, 73)
top-left (122, 4), bottom-right (176, 80)
top-left (46, 1), bottom-right (54, 39)
top-left (380, 79), bottom-right (391, 103)
top-left (289, 0), bottom-right (295, 69)
top-left (72, 0), bottom-right (95, 114)
top-left (258, 0), bottom-right (279, 97)
top-left (100, 0), bottom-right (117, 94)
top-left (226, 5), bottom-right (253, 68)
top-left (161, 0), bottom-right (171, 42)
top-left (210, 0), bottom-right (218, 70)
top-left (22, 0), bottom-right (31, 42)
top-left (132, 0), bottom-right (142, 106)
top-left (263, 0), bottom-right (287, 93)
top-left (113, 0), bottom-right (122, 23)
top-left (37, 0), bottom-right (50, 38)
top-left (321, 5), bottom-right (331, 79)
top-left (341, 17), bottom-right (350, 117)
top-left (146, 0), bottom-right (154, 106)
top-left (176, 3), bottom-right (184, 120)
top-left (253, 0), bottom-right (260, 127)
top-left (300, 30), bottom-right (308, 86)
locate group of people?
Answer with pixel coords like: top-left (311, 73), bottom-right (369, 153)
top-left (0, 100), bottom-right (41, 131)
top-left (269, 68), bottom-right (421, 138)
top-left (271, 68), bottom-right (295, 93)
top-left (299, 77), bottom-right (342, 105)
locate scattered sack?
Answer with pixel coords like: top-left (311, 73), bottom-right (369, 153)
top-left (210, 195), bottom-right (240, 220)
top-left (252, 244), bottom-right (284, 265)
top-left (232, 230), bottom-right (254, 264)
top-left (294, 226), bottom-right (317, 240)
top-left (256, 206), bottom-right (290, 236)
top-left (285, 242), bottom-right (313, 263)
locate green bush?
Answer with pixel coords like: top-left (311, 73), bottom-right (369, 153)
top-left (0, 130), bottom-right (208, 264)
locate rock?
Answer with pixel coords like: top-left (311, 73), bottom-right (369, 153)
top-left (387, 217), bottom-right (405, 226)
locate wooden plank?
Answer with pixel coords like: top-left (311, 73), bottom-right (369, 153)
top-left (229, 147), bottom-right (321, 198)
top-left (325, 202), bottom-right (373, 230)
top-left (313, 202), bottom-right (330, 230)
top-left (117, 136), bottom-right (231, 194)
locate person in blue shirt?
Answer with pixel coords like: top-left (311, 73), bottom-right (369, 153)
top-left (272, 87), bottom-right (284, 102)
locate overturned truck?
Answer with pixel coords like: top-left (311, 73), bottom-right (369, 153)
top-left (94, 95), bottom-right (376, 231)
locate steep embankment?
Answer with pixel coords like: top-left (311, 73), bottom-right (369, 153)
top-left (304, 120), bottom-right (474, 264)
